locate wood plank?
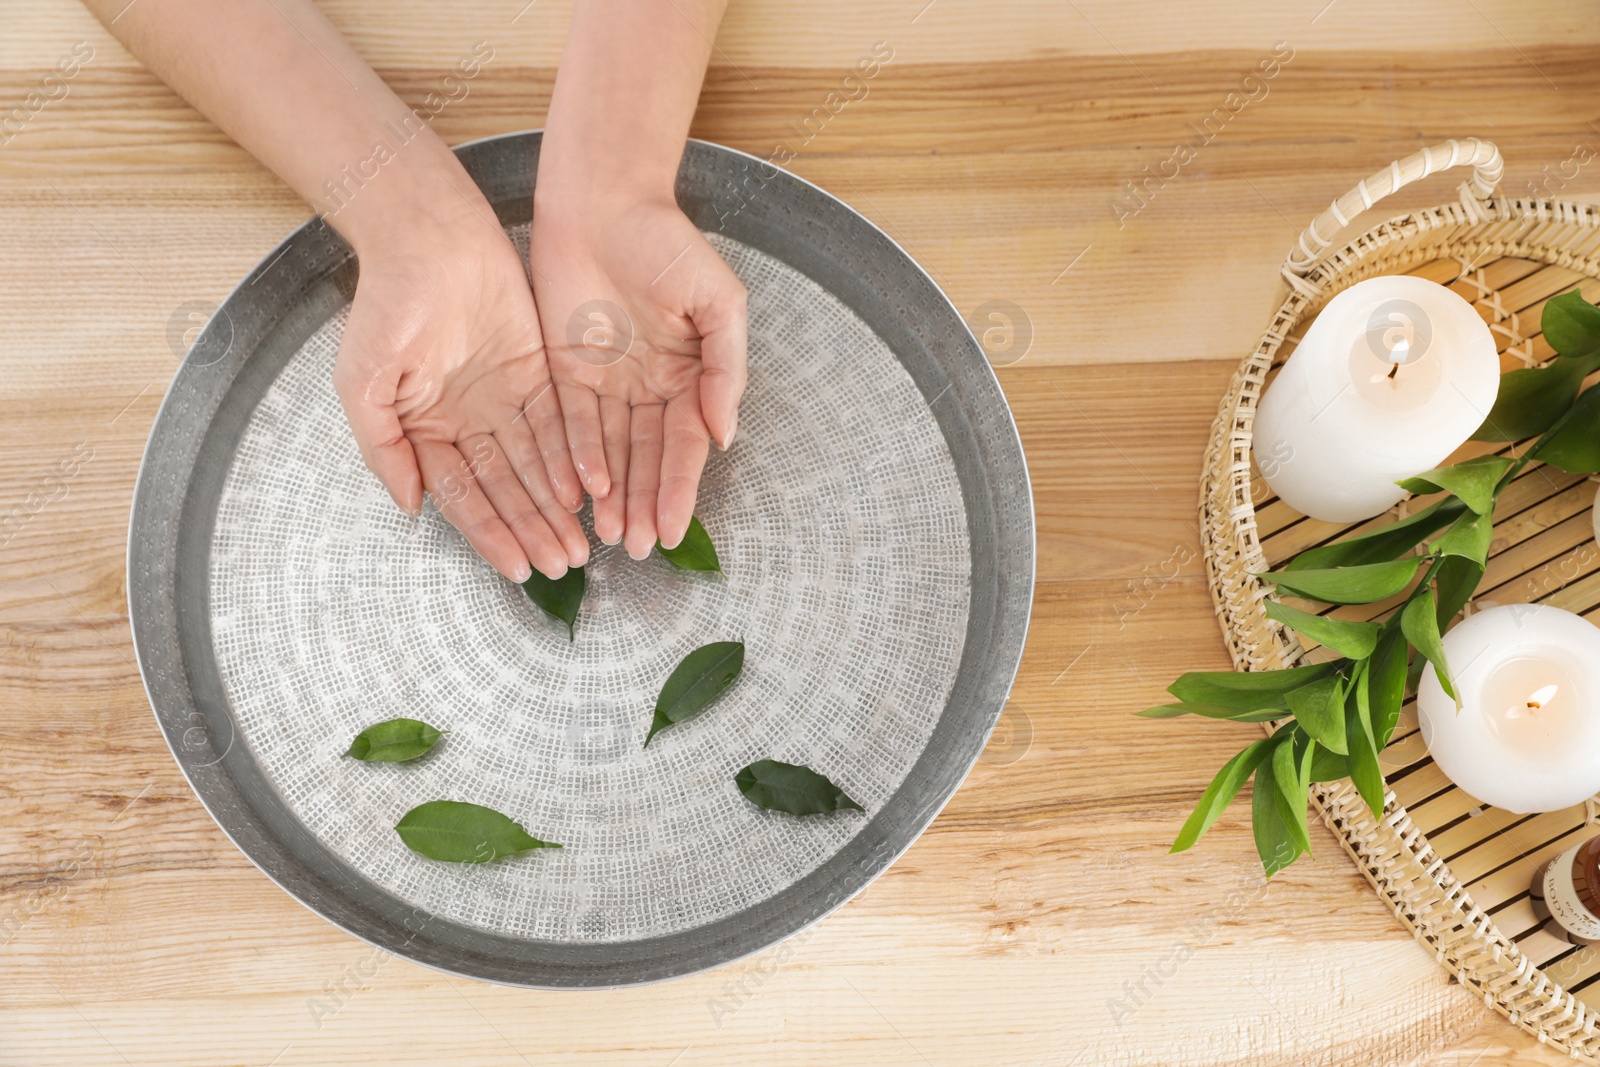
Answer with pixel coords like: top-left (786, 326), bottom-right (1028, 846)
top-left (4, 0), bottom-right (1598, 1063)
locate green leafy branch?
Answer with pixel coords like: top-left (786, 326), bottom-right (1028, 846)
top-left (1147, 287), bottom-right (1600, 875)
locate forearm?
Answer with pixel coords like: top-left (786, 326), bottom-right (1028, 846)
top-left (82, 0), bottom-right (485, 256)
top-left (536, 0), bottom-right (727, 209)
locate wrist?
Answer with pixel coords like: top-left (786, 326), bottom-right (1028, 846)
top-left (534, 123), bottom-right (680, 220)
top-left (318, 132), bottom-right (499, 261)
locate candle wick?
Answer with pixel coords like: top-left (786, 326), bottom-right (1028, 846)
top-left (1528, 701), bottom-right (1541, 710)
top-left (1386, 362), bottom-right (1400, 381)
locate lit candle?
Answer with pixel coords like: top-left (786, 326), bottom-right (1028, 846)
top-left (1254, 276), bottom-right (1500, 522)
top-left (1418, 604), bottom-right (1600, 814)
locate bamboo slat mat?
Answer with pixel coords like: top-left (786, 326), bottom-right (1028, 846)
top-left (1249, 250), bottom-right (1600, 1032)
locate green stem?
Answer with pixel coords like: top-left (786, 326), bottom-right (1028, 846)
top-left (1501, 396), bottom-right (1586, 486)
top-left (1414, 553), bottom-right (1446, 592)
top-left (1362, 554), bottom-right (1443, 643)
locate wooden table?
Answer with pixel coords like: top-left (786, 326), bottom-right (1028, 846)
top-left (3, 1), bottom-right (1596, 1062)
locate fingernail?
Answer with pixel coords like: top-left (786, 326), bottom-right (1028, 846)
top-left (514, 561), bottom-right (533, 583)
top-left (721, 412), bottom-right (737, 451)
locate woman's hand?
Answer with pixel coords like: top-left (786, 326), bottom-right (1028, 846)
top-left (81, 0), bottom-right (590, 582)
top-left (529, 193), bottom-right (746, 559)
top-left (334, 202), bottom-right (590, 582)
top-left (532, 0), bottom-right (745, 559)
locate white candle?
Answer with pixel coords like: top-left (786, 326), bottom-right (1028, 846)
top-left (1254, 276), bottom-right (1500, 522)
top-left (1418, 604), bottom-right (1600, 814)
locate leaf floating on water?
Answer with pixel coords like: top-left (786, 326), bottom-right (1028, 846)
top-left (735, 760), bottom-right (864, 816)
top-left (644, 640), bottom-right (745, 747)
top-left (657, 516), bottom-right (722, 574)
top-left (523, 565), bottom-right (586, 640)
top-left (394, 800), bottom-right (561, 863)
top-left (344, 717), bottom-right (443, 762)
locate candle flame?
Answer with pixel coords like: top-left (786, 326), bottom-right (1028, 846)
top-left (1367, 334), bottom-right (1414, 383)
top-left (1527, 683), bottom-right (1560, 710)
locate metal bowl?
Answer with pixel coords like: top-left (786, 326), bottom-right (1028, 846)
top-left (128, 132), bottom-right (1034, 987)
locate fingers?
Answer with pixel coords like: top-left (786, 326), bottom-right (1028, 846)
top-left (624, 402), bottom-right (665, 560)
top-left (690, 267), bottom-right (748, 451)
top-left (656, 396), bottom-right (710, 550)
top-left (523, 377), bottom-right (584, 513)
top-left (462, 433), bottom-right (575, 580)
top-left (593, 396), bottom-right (631, 546)
top-left (494, 421), bottom-right (590, 567)
top-left (413, 438), bottom-right (530, 583)
top-left (556, 382), bottom-right (611, 500)
top-left (332, 358), bottom-right (424, 515)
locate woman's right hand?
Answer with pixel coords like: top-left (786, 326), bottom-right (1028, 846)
top-left (332, 195), bottom-right (590, 582)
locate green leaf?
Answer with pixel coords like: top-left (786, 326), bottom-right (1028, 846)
top-left (1345, 661), bottom-right (1385, 819)
top-left (1132, 703), bottom-right (1196, 723)
top-left (1252, 741), bottom-right (1304, 876)
top-left (1368, 628), bottom-right (1410, 749)
top-left (1308, 745), bottom-right (1350, 783)
top-left (1170, 736), bottom-right (1276, 853)
top-left (1272, 732), bottom-right (1313, 855)
top-left (1137, 701), bottom-right (1287, 723)
top-left (1401, 588), bottom-right (1455, 702)
top-left (1167, 663), bottom-right (1337, 711)
top-left (1288, 498), bottom-right (1463, 571)
top-left (1472, 354), bottom-right (1600, 441)
top-left (1434, 555), bottom-right (1485, 631)
top-left (1542, 289), bottom-right (1600, 358)
top-left (734, 760), bottom-right (864, 815)
top-left (1432, 509), bottom-right (1493, 567)
top-left (657, 516), bottom-right (723, 573)
top-left (344, 717), bottom-right (442, 762)
top-left (1258, 557), bottom-right (1422, 605)
top-left (1264, 600), bottom-right (1379, 660)
top-left (1396, 454), bottom-right (1515, 515)
top-left (1285, 674), bottom-right (1347, 755)
top-left (645, 640), bottom-right (746, 747)
top-left (1534, 382), bottom-right (1600, 474)
top-left (1134, 703), bottom-right (1191, 718)
top-left (1406, 643), bottom-right (1428, 695)
top-left (1297, 736), bottom-right (1316, 809)
top-left (394, 800), bottom-right (561, 863)
top-left (523, 565), bottom-right (586, 640)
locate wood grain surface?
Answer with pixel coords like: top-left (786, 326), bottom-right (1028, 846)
top-left (4, 1), bottom-right (1600, 1064)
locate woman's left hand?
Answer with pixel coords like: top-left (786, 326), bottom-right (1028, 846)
top-left (530, 193), bottom-right (747, 559)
